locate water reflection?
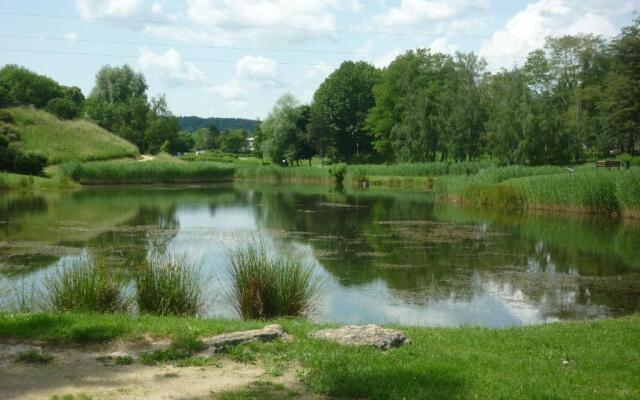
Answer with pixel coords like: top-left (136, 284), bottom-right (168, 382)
top-left (1, 183), bottom-right (639, 326)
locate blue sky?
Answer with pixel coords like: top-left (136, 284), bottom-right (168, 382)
top-left (1, 0), bottom-right (638, 119)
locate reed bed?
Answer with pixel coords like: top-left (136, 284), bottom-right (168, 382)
top-left (60, 160), bottom-right (234, 185)
top-left (234, 163), bottom-right (333, 182)
top-left (44, 255), bottom-right (128, 313)
top-left (227, 239), bottom-right (319, 319)
top-left (135, 253), bottom-right (206, 316)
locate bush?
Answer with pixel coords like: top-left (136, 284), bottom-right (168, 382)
top-left (0, 109), bottom-right (14, 123)
top-left (227, 239), bottom-right (320, 319)
top-left (46, 97), bottom-right (81, 120)
top-left (135, 253), bottom-right (206, 316)
top-left (329, 163), bottom-right (347, 185)
top-left (44, 255), bottom-right (128, 313)
top-left (12, 152), bottom-right (47, 175)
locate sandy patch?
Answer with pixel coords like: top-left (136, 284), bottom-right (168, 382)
top-left (0, 341), bottom-right (318, 400)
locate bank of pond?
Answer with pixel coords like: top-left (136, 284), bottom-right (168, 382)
top-left (2, 159), bottom-right (639, 219)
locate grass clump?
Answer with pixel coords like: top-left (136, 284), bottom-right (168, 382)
top-left (140, 335), bottom-right (206, 365)
top-left (135, 253), bottom-right (206, 316)
top-left (44, 256), bottom-right (128, 313)
top-left (227, 239), bottom-right (320, 320)
top-left (14, 349), bottom-right (54, 364)
top-left (60, 160), bottom-right (234, 185)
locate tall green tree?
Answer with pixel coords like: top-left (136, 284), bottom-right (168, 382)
top-left (311, 61), bottom-right (380, 163)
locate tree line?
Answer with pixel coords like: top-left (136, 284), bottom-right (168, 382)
top-left (255, 18), bottom-right (639, 166)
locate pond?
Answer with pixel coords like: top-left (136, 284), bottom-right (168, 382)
top-left (1, 183), bottom-right (639, 327)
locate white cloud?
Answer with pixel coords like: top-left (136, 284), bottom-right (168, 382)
top-left (144, 0), bottom-right (348, 45)
top-left (374, 0), bottom-right (490, 28)
top-left (236, 56), bottom-right (281, 87)
top-left (479, 0), bottom-right (625, 70)
top-left (75, 0), bottom-right (145, 18)
top-left (138, 48), bottom-right (206, 86)
top-left (429, 37), bottom-right (458, 54)
top-left (63, 32), bottom-right (79, 41)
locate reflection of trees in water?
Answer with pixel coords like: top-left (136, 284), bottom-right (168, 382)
top-left (244, 184), bottom-right (640, 320)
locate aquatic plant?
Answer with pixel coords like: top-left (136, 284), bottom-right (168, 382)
top-left (135, 253), bottom-right (206, 316)
top-left (60, 160), bottom-right (234, 185)
top-left (44, 255), bottom-right (128, 313)
top-left (227, 239), bottom-right (320, 319)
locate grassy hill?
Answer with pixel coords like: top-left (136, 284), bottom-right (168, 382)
top-left (6, 107), bottom-right (139, 164)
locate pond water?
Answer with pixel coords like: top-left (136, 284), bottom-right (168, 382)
top-left (1, 183), bottom-right (639, 327)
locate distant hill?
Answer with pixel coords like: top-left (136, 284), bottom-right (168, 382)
top-left (6, 107), bottom-right (139, 164)
top-left (177, 116), bottom-right (258, 134)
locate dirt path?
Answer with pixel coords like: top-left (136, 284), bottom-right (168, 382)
top-left (0, 341), bottom-right (319, 400)
top-left (138, 155), bottom-right (155, 162)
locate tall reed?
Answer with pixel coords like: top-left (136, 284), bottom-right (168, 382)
top-left (227, 239), bottom-right (319, 319)
top-left (45, 255), bottom-right (128, 313)
top-left (135, 253), bottom-right (206, 316)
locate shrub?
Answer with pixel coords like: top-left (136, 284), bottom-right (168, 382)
top-left (135, 253), bottom-right (206, 316)
top-left (329, 163), bottom-right (347, 185)
top-left (12, 152), bottom-right (47, 175)
top-left (227, 239), bottom-right (320, 319)
top-left (0, 110), bottom-right (14, 123)
top-left (46, 97), bottom-right (81, 120)
top-left (44, 255), bottom-right (128, 313)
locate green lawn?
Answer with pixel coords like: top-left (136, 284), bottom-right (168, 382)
top-left (1, 312), bottom-right (638, 399)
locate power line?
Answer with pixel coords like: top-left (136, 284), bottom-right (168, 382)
top-left (0, 47), bottom-right (344, 67)
top-left (0, 45), bottom-right (531, 64)
top-left (0, 33), bottom-right (394, 57)
top-left (0, 11), bottom-right (532, 39)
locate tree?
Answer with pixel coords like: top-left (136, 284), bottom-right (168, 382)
top-left (260, 94), bottom-right (313, 164)
top-left (219, 129), bottom-right (249, 153)
top-left (193, 125), bottom-right (220, 150)
top-left (46, 97), bottom-right (81, 120)
top-left (311, 61), bottom-right (380, 163)
top-left (85, 64), bottom-right (150, 151)
top-left (601, 17), bottom-right (640, 155)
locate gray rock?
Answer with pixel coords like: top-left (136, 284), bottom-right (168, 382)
top-left (204, 324), bottom-right (285, 353)
top-left (309, 324), bottom-right (409, 350)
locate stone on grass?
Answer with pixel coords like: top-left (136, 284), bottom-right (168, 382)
top-left (204, 324), bottom-right (285, 353)
top-left (309, 324), bottom-right (409, 350)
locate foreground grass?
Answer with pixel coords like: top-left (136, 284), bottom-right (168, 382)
top-left (60, 160), bottom-right (235, 185)
top-left (0, 312), bottom-right (638, 399)
top-left (6, 107), bottom-right (139, 163)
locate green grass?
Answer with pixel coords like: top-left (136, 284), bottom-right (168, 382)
top-left (44, 255), bottom-right (129, 313)
top-left (0, 312), bottom-right (638, 399)
top-left (181, 150), bottom-right (239, 163)
top-left (140, 335), bottom-right (207, 365)
top-left (6, 107), bottom-right (139, 163)
top-left (14, 349), bottom-right (54, 364)
top-left (135, 253), bottom-right (207, 316)
top-left (227, 240), bottom-right (320, 319)
top-left (51, 395), bottom-right (93, 400)
top-left (234, 163), bottom-right (333, 182)
top-left (0, 172), bottom-right (78, 191)
top-left (60, 160), bottom-right (235, 185)
top-left (215, 381), bottom-right (297, 400)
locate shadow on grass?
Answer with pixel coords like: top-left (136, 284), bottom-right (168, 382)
top-left (0, 313), bottom-right (131, 343)
top-left (305, 361), bottom-right (465, 399)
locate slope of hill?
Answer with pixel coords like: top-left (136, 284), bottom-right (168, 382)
top-left (6, 107), bottom-right (139, 164)
top-left (177, 116), bottom-right (258, 133)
